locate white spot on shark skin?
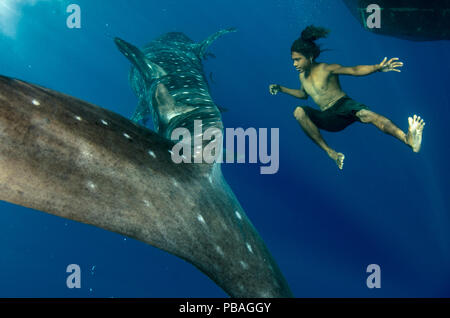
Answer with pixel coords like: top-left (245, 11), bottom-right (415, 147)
top-left (215, 245), bottom-right (225, 257)
top-left (273, 280), bottom-right (280, 289)
top-left (148, 150), bottom-right (156, 158)
top-left (258, 291), bottom-right (272, 298)
top-left (123, 133), bottom-right (132, 140)
top-left (240, 261), bottom-right (249, 270)
top-left (194, 152), bottom-right (202, 160)
top-left (143, 200), bottom-right (151, 207)
top-left (246, 243), bottom-right (254, 254)
top-left (87, 181), bottom-right (96, 191)
top-left (172, 179), bottom-right (181, 188)
top-left (197, 214), bottom-right (206, 225)
top-left (101, 119), bottom-right (109, 126)
top-left (75, 115), bottom-right (82, 121)
top-left (235, 211), bottom-right (242, 220)
top-left (31, 99), bottom-right (40, 106)
top-left (81, 149), bottom-right (93, 160)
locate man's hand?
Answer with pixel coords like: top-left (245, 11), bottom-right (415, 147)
top-left (378, 57), bottom-right (404, 72)
top-left (269, 84), bottom-right (281, 95)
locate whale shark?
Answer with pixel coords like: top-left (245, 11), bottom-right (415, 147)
top-left (0, 29), bottom-right (292, 297)
top-left (114, 29), bottom-right (235, 151)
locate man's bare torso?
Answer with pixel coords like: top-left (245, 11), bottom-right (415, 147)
top-left (300, 63), bottom-right (347, 111)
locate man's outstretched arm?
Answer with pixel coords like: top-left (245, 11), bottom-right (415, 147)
top-left (269, 84), bottom-right (308, 99)
top-left (325, 57), bottom-right (404, 76)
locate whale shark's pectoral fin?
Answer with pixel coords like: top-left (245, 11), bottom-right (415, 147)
top-left (131, 98), bottom-right (152, 125)
top-left (114, 37), bottom-right (167, 82)
top-left (195, 28), bottom-right (237, 60)
top-left (154, 83), bottom-right (177, 131)
top-left (154, 83), bottom-right (198, 139)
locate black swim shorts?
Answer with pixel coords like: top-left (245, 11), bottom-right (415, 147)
top-left (302, 96), bottom-right (370, 132)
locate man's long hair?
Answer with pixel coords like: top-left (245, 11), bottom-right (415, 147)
top-left (291, 25), bottom-right (330, 60)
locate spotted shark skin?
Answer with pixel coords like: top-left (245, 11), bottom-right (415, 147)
top-left (114, 29), bottom-right (236, 153)
top-left (0, 33), bottom-right (293, 298)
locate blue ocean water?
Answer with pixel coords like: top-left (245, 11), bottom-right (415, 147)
top-left (0, 0), bottom-right (449, 297)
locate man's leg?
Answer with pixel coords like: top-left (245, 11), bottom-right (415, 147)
top-left (355, 109), bottom-right (425, 152)
top-left (293, 107), bottom-right (345, 169)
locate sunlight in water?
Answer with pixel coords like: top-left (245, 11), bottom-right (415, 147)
top-left (0, 0), bottom-right (53, 38)
top-left (0, 0), bottom-right (20, 37)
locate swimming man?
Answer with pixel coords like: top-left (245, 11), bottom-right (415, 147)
top-left (270, 25), bottom-right (425, 170)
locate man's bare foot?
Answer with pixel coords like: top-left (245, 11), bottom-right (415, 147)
top-left (406, 115), bottom-right (425, 153)
top-left (328, 151), bottom-right (345, 170)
